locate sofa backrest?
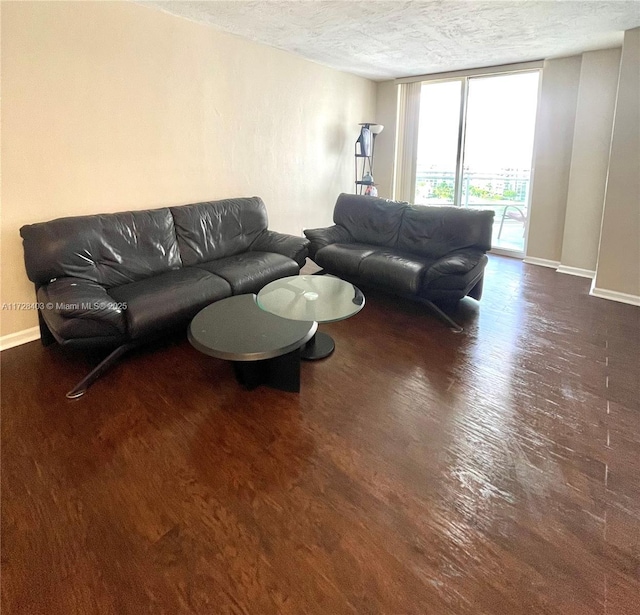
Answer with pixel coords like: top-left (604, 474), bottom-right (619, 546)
top-left (397, 205), bottom-right (494, 258)
top-left (170, 197), bottom-right (268, 265)
top-left (20, 208), bottom-right (181, 288)
top-left (333, 193), bottom-right (406, 248)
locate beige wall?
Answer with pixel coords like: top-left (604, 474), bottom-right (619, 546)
top-left (560, 48), bottom-right (621, 273)
top-left (0, 1), bottom-right (375, 337)
top-left (526, 55), bottom-right (582, 262)
top-left (594, 28), bottom-right (640, 297)
top-left (373, 80), bottom-right (398, 199)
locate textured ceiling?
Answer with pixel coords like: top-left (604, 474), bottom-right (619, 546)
top-left (138, 1), bottom-right (640, 81)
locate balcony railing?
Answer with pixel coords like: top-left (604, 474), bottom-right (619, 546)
top-left (415, 171), bottom-right (530, 208)
top-left (414, 171), bottom-right (530, 252)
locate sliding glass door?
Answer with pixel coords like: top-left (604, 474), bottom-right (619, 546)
top-left (414, 70), bottom-right (540, 256)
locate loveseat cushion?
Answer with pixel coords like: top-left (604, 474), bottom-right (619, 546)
top-left (20, 209), bottom-right (181, 287)
top-left (397, 205), bottom-right (494, 259)
top-left (359, 251), bottom-right (435, 295)
top-left (170, 197), bottom-right (268, 266)
top-left (194, 252), bottom-right (298, 295)
top-left (424, 254), bottom-right (488, 291)
top-left (304, 225), bottom-right (353, 260)
top-left (108, 268), bottom-right (231, 339)
top-left (424, 249), bottom-right (487, 285)
top-left (333, 193), bottom-right (406, 248)
top-left (314, 243), bottom-right (381, 278)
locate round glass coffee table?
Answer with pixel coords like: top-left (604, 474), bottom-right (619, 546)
top-left (257, 275), bottom-right (365, 360)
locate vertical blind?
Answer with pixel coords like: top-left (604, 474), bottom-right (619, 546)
top-left (393, 81), bottom-right (421, 203)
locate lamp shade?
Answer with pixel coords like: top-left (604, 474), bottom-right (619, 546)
top-left (360, 122), bottom-right (384, 135)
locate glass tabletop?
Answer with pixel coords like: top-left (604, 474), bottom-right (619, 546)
top-left (257, 275), bottom-right (365, 323)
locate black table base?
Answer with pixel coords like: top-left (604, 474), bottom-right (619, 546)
top-left (301, 331), bottom-right (335, 361)
top-left (232, 348), bottom-right (301, 392)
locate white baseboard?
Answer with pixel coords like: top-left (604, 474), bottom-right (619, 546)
top-left (556, 265), bottom-right (595, 279)
top-left (589, 285), bottom-right (640, 307)
top-left (523, 257), bottom-right (561, 269)
top-left (0, 326), bottom-right (41, 352)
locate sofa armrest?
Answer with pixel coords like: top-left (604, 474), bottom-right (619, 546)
top-left (39, 277), bottom-right (127, 334)
top-left (424, 249), bottom-right (487, 284)
top-left (250, 230), bottom-right (310, 268)
top-left (303, 225), bottom-right (352, 260)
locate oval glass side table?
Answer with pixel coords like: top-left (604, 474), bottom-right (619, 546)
top-left (257, 275), bottom-right (365, 360)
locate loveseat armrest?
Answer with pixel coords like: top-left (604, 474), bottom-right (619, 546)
top-left (424, 249), bottom-right (487, 284)
top-left (250, 230), bottom-right (310, 268)
top-left (304, 225), bottom-right (352, 260)
top-left (39, 277), bottom-right (127, 334)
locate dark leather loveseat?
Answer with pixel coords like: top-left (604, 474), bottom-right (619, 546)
top-left (20, 196), bottom-right (309, 397)
top-left (304, 194), bottom-right (494, 331)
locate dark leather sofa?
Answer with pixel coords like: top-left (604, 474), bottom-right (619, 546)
top-left (304, 193), bottom-right (494, 331)
top-left (20, 197), bottom-right (309, 398)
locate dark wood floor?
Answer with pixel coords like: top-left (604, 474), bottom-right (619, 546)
top-left (2, 256), bottom-right (639, 615)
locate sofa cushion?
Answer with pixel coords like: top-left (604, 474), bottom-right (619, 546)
top-left (314, 243), bottom-right (380, 278)
top-left (194, 251), bottom-right (298, 295)
top-left (170, 197), bottom-right (268, 266)
top-left (333, 193), bottom-right (406, 248)
top-left (250, 230), bottom-right (310, 268)
top-left (38, 277), bottom-right (127, 334)
top-left (20, 209), bottom-right (181, 288)
top-left (108, 268), bottom-right (231, 339)
top-left (397, 205), bottom-right (494, 259)
top-left (359, 251), bottom-right (435, 295)
top-left (37, 285), bottom-right (126, 343)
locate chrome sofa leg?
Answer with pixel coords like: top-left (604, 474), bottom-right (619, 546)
top-left (66, 343), bottom-right (134, 399)
top-left (422, 300), bottom-right (464, 333)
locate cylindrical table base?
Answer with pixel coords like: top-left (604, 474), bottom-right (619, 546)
top-left (301, 332), bottom-right (335, 360)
